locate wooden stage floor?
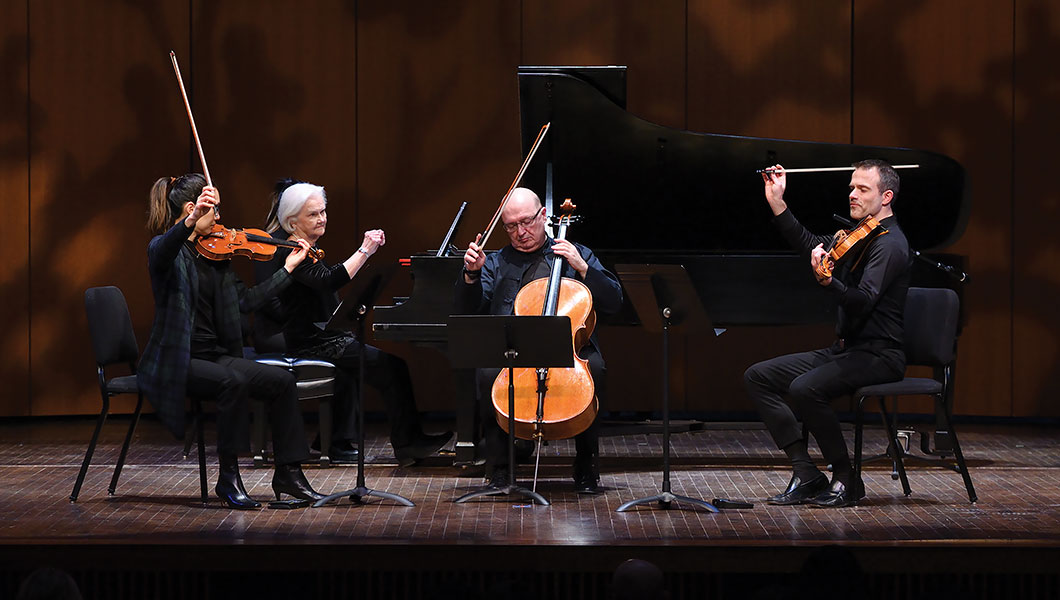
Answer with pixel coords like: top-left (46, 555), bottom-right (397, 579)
top-left (2, 416), bottom-right (1060, 598)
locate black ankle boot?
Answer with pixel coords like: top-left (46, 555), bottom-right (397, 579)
top-left (216, 455), bottom-right (261, 509)
top-left (272, 463), bottom-right (325, 501)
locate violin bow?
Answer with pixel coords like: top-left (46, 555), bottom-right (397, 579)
top-left (169, 51), bottom-right (213, 187)
top-left (757, 164), bottom-right (919, 174)
top-left (478, 122), bottom-right (551, 249)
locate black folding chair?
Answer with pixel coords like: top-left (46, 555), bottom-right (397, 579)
top-left (852, 287), bottom-right (977, 503)
top-left (73, 286), bottom-right (211, 504)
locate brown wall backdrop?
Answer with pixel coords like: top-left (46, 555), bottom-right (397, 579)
top-left (1, 0), bottom-right (1056, 420)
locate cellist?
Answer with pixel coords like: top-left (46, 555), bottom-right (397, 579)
top-left (456, 187), bottom-right (623, 493)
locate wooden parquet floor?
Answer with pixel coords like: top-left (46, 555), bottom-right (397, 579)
top-left (3, 417), bottom-right (1059, 547)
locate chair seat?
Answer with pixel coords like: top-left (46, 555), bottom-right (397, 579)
top-left (856, 377), bottom-right (942, 398)
top-left (105, 375), bottom-right (140, 395)
top-left (296, 378), bottom-right (335, 399)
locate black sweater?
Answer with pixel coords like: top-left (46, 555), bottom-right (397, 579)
top-left (773, 210), bottom-right (911, 349)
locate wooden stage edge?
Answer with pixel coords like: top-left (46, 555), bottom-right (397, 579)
top-left (3, 418), bottom-right (1060, 598)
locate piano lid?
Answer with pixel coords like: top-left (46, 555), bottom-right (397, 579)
top-left (517, 66), bottom-right (969, 253)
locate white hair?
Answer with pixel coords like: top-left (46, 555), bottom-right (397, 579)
top-left (276, 183), bottom-right (326, 233)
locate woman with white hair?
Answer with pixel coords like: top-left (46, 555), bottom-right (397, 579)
top-left (256, 179), bottom-right (452, 466)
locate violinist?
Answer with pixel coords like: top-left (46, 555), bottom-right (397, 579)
top-left (138, 174), bottom-right (327, 509)
top-left (746, 159), bottom-right (911, 508)
top-left (255, 180), bottom-right (452, 466)
top-left (457, 187), bottom-right (623, 493)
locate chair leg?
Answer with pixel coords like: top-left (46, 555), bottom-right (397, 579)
top-left (183, 413), bottom-right (198, 459)
top-left (878, 397), bottom-right (911, 496)
top-left (936, 393), bottom-right (978, 503)
top-left (853, 396), bottom-right (865, 485)
top-left (252, 398), bottom-right (267, 468)
top-left (319, 398), bottom-right (333, 468)
top-left (887, 396), bottom-right (903, 480)
top-left (108, 392), bottom-right (143, 495)
top-left (71, 395), bottom-right (110, 502)
top-left (194, 399), bottom-right (209, 505)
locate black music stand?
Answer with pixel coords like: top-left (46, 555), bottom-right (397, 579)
top-left (447, 315), bottom-right (574, 506)
top-left (313, 263), bottom-right (414, 508)
top-left (614, 264), bottom-right (718, 513)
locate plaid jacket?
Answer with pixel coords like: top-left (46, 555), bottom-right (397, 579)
top-left (137, 220), bottom-right (292, 439)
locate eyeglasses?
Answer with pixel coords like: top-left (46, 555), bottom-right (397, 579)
top-left (501, 211), bottom-right (541, 233)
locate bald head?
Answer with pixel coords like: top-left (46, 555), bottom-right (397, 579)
top-left (500, 187), bottom-right (547, 253)
top-left (501, 187), bottom-right (542, 220)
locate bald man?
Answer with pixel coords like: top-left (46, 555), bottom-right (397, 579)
top-left (457, 188), bottom-right (623, 494)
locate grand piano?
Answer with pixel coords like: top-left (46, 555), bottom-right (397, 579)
top-left (373, 66), bottom-right (970, 464)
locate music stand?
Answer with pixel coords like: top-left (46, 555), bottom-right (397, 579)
top-left (313, 262), bottom-right (414, 508)
top-left (614, 264), bottom-right (718, 513)
top-left (447, 315), bottom-right (574, 506)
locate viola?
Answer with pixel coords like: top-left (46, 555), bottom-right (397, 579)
top-left (490, 200), bottom-right (598, 442)
top-left (814, 215), bottom-right (888, 280)
top-left (195, 224), bottom-right (324, 262)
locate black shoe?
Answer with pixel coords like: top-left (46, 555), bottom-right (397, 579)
top-left (572, 457), bottom-right (601, 495)
top-left (487, 467), bottom-right (510, 489)
top-left (216, 456), bottom-right (261, 510)
top-left (766, 473), bottom-right (829, 505)
top-left (326, 440), bottom-right (360, 462)
top-left (393, 430), bottom-right (454, 467)
top-left (808, 477), bottom-right (865, 508)
top-left (272, 463), bottom-right (325, 502)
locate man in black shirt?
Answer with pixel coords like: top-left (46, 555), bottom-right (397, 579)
top-left (456, 188), bottom-right (623, 493)
top-left (746, 159), bottom-right (910, 508)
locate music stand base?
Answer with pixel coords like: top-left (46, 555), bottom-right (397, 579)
top-left (313, 486), bottom-right (415, 508)
top-left (455, 483), bottom-right (550, 506)
top-left (616, 491), bottom-right (718, 513)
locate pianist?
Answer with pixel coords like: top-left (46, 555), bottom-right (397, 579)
top-left (256, 179), bottom-right (452, 466)
top-left (456, 187), bottom-right (623, 494)
top-left (745, 160), bottom-right (910, 508)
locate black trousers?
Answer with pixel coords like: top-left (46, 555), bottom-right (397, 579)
top-left (477, 347), bottom-right (605, 470)
top-left (186, 355), bottom-right (310, 465)
top-left (744, 344), bottom-right (904, 471)
top-left (326, 341), bottom-right (422, 449)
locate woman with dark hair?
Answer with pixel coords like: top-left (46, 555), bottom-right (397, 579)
top-left (139, 173), bottom-right (326, 508)
top-left (256, 179), bottom-right (451, 466)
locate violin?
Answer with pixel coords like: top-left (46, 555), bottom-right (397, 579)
top-left (195, 224), bottom-right (324, 262)
top-left (490, 200), bottom-right (598, 442)
top-left (814, 215), bottom-right (888, 280)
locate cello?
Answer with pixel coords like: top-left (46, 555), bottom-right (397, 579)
top-left (490, 200), bottom-right (598, 444)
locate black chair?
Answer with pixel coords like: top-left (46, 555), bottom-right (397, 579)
top-left (852, 287), bottom-right (977, 503)
top-left (73, 286), bottom-right (211, 504)
top-left (247, 328), bottom-right (338, 467)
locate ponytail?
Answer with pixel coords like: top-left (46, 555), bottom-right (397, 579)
top-left (147, 177), bottom-right (173, 234)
